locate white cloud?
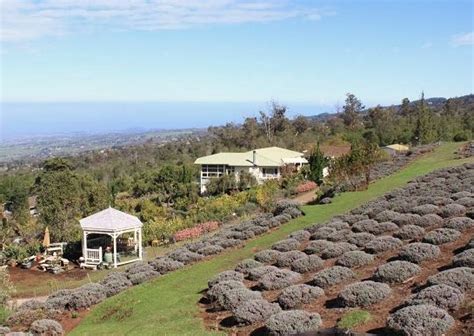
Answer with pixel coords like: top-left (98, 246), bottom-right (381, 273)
top-left (452, 32), bottom-right (474, 46)
top-left (0, 0), bottom-right (334, 42)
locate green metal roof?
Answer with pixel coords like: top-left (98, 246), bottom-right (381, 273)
top-left (194, 147), bottom-right (307, 167)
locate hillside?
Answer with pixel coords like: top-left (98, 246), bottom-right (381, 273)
top-left (68, 143), bottom-right (473, 336)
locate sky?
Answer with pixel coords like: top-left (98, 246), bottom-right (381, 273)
top-left (0, 0), bottom-right (473, 139)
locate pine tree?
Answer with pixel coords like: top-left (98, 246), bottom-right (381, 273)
top-left (308, 142), bottom-right (328, 184)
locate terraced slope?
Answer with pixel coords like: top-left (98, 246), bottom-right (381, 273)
top-left (70, 142), bottom-right (472, 336)
top-left (202, 163), bottom-right (473, 335)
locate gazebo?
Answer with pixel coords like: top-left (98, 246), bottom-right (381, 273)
top-left (80, 207), bottom-right (143, 268)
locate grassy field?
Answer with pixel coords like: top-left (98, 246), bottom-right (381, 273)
top-left (70, 142), bottom-right (472, 336)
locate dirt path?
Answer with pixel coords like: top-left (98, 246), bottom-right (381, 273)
top-left (292, 190), bottom-right (317, 205)
top-left (7, 295), bottom-right (48, 309)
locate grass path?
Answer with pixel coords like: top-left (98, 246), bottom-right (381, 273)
top-left (70, 143), bottom-right (473, 336)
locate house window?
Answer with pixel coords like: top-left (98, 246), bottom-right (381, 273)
top-left (262, 168), bottom-right (278, 177)
top-left (201, 165), bottom-right (225, 178)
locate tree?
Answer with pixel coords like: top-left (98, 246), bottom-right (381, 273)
top-left (330, 136), bottom-right (383, 190)
top-left (342, 93), bottom-right (364, 129)
top-left (413, 92), bottom-right (438, 145)
top-left (400, 98), bottom-right (412, 116)
top-left (205, 175), bottom-right (237, 196)
top-left (292, 115), bottom-right (310, 134)
top-left (368, 105), bottom-right (396, 145)
top-left (259, 101), bottom-right (289, 142)
top-left (308, 143), bottom-right (328, 184)
top-left (36, 160), bottom-right (109, 241)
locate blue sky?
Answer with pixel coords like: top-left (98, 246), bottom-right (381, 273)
top-left (0, 0), bottom-right (473, 139)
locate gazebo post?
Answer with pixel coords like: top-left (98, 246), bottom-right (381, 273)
top-left (113, 233), bottom-right (118, 268)
top-left (134, 229), bottom-right (138, 254)
top-left (82, 231), bottom-right (87, 259)
top-left (138, 228), bottom-right (143, 260)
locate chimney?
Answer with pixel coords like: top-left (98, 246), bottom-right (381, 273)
top-left (252, 150), bottom-right (257, 166)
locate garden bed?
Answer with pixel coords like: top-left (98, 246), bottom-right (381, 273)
top-left (200, 162), bottom-right (474, 335)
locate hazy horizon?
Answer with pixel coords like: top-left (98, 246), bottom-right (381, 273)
top-left (0, 101), bottom-right (334, 141)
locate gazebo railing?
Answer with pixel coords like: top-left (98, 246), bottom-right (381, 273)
top-left (85, 246), bottom-right (102, 265)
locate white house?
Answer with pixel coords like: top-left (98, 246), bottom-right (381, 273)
top-left (194, 146), bottom-right (308, 194)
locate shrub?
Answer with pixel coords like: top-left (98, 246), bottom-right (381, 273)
top-left (337, 310), bottom-right (372, 330)
top-left (427, 267), bottom-right (474, 292)
top-left (214, 238), bottom-right (241, 249)
top-left (197, 245), bottom-right (223, 256)
top-left (394, 225), bottom-right (425, 240)
top-left (265, 310), bottom-right (322, 336)
top-left (290, 255), bottom-right (324, 273)
top-left (288, 230), bottom-right (311, 242)
top-left (373, 261), bottom-right (421, 284)
top-left (411, 204), bottom-right (441, 216)
top-left (44, 289), bottom-right (74, 311)
top-left (277, 284), bottom-right (324, 309)
top-left (321, 242), bottom-right (358, 259)
top-left (347, 233), bottom-right (376, 247)
top-left (444, 217), bottom-right (474, 231)
top-left (418, 214), bottom-right (444, 228)
top-left (0, 268), bottom-right (14, 307)
top-left (336, 251), bottom-right (374, 268)
top-left (258, 269), bottom-right (302, 290)
top-left (271, 239), bottom-right (300, 252)
top-left (353, 220), bottom-right (398, 235)
top-left (351, 219), bottom-right (378, 233)
top-left (310, 266), bottom-right (355, 289)
top-left (387, 304), bottom-right (454, 336)
top-left (184, 241), bottom-right (208, 253)
top-left (326, 229), bottom-right (352, 242)
top-left (304, 240), bottom-right (333, 255)
top-left (405, 284), bottom-right (464, 311)
top-left (149, 257), bottom-right (184, 274)
top-left (247, 266), bottom-right (279, 281)
top-left (452, 191), bottom-right (472, 200)
top-left (99, 272), bottom-right (133, 297)
top-left (338, 214), bottom-right (368, 225)
top-left (167, 248), bottom-right (203, 264)
top-left (398, 243), bottom-right (440, 264)
top-left (310, 227), bottom-right (336, 240)
top-left (234, 259), bottom-right (263, 274)
top-left (456, 197), bottom-right (474, 208)
top-left (295, 181), bottom-right (318, 194)
top-left (45, 283), bottom-right (108, 311)
top-left (275, 251), bottom-right (307, 268)
top-left (29, 319), bottom-right (64, 336)
top-left (125, 262), bottom-right (159, 285)
top-left (206, 280), bottom-right (245, 302)
top-left (233, 299), bottom-right (281, 324)
top-left (422, 228), bottom-right (461, 245)
top-left (374, 210), bottom-right (400, 223)
top-left (339, 281), bottom-right (391, 307)
top-left (453, 248), bottom-right (474, 268)
top-left (254, 249), bottom-right (281, 264)
top-left (365, 236), bottom-right (403, 254)
top-left (273, 200), bottom-right (300, 216)
top-left (217, 288), bottom-right (262, 312)
top-left (325, 221), bottom-right (351, 230)
top-left (7, 306), bottom-right (61, 330)
top-left (208, 271), bottom-right (244, 288)
top-left (392, 213), bottom-right (422, 227)
top-left (440, 204), bottom-right (466, 218)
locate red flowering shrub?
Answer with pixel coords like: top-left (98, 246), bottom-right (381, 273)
top-left (295, 181), bottom-right (318, 194)
top-left (173, 221), bottom-right (220, 241)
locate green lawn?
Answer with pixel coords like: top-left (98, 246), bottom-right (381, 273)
top-left (70, 142), bottom-right (473, 336)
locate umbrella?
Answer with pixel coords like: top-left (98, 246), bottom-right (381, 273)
top-left (43, 227), bottom-right (50, 248)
